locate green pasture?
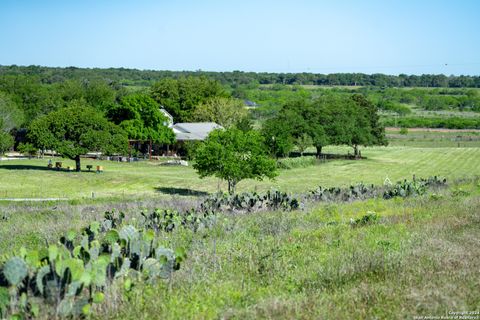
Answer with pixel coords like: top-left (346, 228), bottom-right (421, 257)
top-left (1, 146), bottom-right (480, 200)
top-left (386, 129), bottom-right (480, 148)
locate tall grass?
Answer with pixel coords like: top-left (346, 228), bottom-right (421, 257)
top-left (277, 156), bottom-right (317, 169)
top-left (97, 183), bottom-right (480, 319)
top-left (1, 180), bottom-right (478, 319)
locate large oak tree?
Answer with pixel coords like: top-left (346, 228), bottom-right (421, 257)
top-left (28, 104), bottom-right (128, 171)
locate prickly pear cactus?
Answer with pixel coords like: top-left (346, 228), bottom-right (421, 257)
top-left (3, 257), bottom-right (28, 286)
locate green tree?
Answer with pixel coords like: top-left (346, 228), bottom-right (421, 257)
top-left (262, 94), bottom-right (386, 158)
top-left (192, 97), bottom-right (248, 128)
top-left (84, 80), bottom-right (117, 110)
top-left (0, 131), bottom-right (13, 155)
top-left (54, 79), bottom-right (85, 103)
top-left (193, 128), bottom-right (277, 194)
top-left (261, 117), bottom-right (294, 158)
top-left (27, 106), bottom-right (128, 171)
top-left (0, 92), bottom-right (24, 131)
top-left (106, 93), bottom-right (175, 144)
top-left (54, 79), bottom-right (118, 110)
top-left (0, 119), bottom-right (14, 155)
top-left (234, 116), bottom-right (254, 132)
top-left (0, 75), bottom-right (56, 122)
top-left (301, 101), bottom-right (331, 156)
top-left (350, 94), bottom-right (387, 156)
top-left (150, 76), bottom-right (228, 122)
top-left (296, 133), bottom-right (313, 156)
top-left (267, 99), bottom-right (330, 157)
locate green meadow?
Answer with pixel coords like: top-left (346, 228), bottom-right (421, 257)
top-left (1, 180), bottom-right (478, 319)
top-left (1, 146), bottom-right (480, 200)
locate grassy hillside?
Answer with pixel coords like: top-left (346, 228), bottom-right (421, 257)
top-left (1, 180), bottom-right (478, 319)
top-left (106, 186), bottom-right (480, 319)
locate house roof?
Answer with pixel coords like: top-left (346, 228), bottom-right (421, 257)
top-left (172, 122), bottom-right (223, 140)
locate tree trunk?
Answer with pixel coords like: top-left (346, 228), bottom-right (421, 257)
top-left (353, 145), bottom-right (359, 159)
top-left (75, 155), bottom-right (81, 172)
top-left (316, 146), bottom-right (322, 158)
top-left (228, 179), bottom-right (237, 195)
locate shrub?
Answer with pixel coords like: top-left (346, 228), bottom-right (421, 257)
top-left (350, 211), bottom-right (379, 227)
top-left (17, 142), bottom-right (38, 157)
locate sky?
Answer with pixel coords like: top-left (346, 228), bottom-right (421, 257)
top-left (0, 0), bottom-right (479, 75)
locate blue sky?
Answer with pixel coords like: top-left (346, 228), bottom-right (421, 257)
top-left (0, 0), bottom-right (479, 75)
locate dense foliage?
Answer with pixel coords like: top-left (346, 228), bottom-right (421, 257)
top-left (382, 116), bottom-right (480, 129)
top-left (262, 93), bottom-right (387, 157)
top-left (150, 76), bottom-right (228, 123)
top-left (0, 119), bottom-right (14, 155)
top-left (361, 87), bottom-right (480, 112)
top-left (191, 97), bottom-right (248, 129)
top-left (106, 93), bottom-right (175, 144)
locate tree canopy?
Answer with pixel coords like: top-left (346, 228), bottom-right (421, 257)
top-left (28, 105), bottom-right (128, 171)
top-left (106, 93), bottom-right (175, 144)
top-left (191, 97), bottom-right (248, 128)
top-left (0, 92), bottom-right (24, 132)
top-left (150, 76), bottom-right (228, 122)
top-left (0, 118), bottom-right (14, 155)
top-left (262, 93), bottom-right (387, 157)
top-left (2, 65), bottom-right (480, 88)
top-left (193, 128), bottom-right (277, 194)
top-left (261, 114), bottom-right (295, 158)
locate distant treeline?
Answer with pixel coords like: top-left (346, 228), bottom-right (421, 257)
top-left (1, 65), bottom-right (480, 88)
top-left (382, 117), bottom-right (480, 129)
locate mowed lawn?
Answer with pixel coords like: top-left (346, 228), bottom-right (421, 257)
top-left (1, 146), bottom-right (479, 199)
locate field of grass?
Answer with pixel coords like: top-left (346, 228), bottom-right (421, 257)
top-left (108, 186), bottom-right (480, 319)
top-left (386, 129), bottom-right (480, 148)
top-left (1, 139), bottom-right (479, 319)
top-left (1, 180), bottom-right (478, 319)
top-left (1, 146), bottom-right (480, 200)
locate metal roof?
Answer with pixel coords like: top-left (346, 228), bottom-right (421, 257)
top-left (172, 122), bottom-right (223, 140)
